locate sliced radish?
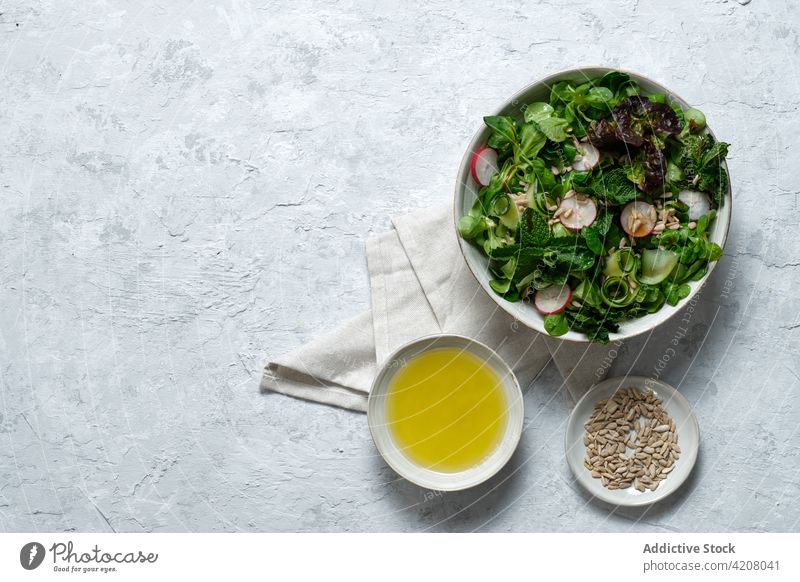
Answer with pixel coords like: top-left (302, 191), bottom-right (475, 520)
top-left (620, 200), bottom-right (657, 238)
top-left (572, 142), bottom-right (600, 171)
top-left (558, 194), bottom-right (597, 231)
top-left (470, 146), bottom-right (499, 186)
top-left (678, 190), bottom-right (711, 220)
top-left (534, 284), bottom-right (572, 315)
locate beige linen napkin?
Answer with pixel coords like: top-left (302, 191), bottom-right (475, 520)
top-left (261, 203), bottom-right (614, 411)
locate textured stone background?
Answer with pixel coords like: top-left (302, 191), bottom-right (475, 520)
top-left (1, 0), bottom-right (799, 532)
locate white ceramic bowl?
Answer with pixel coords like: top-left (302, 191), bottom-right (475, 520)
top-left (454, 67), bottom-right (732, 342)
top-left (565, 375), bottom-right (700, 507)
top-left (367, 334), bottom-right (524, 491)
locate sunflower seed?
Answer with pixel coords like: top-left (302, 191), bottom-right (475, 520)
top-left (582, 387), bottom-right (680, 493)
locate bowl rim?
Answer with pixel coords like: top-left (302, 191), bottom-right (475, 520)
top-left (366, 333), bottom-right (524, 491)
top-left (453, 66), bottom-right (733, 343)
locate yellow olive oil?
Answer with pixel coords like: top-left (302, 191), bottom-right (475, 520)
top-left (385, 347), bottom-right (508, 473)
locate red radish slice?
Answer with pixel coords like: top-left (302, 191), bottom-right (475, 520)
top-left (678, 190), bottom-right (711, 220)
top-left (558, 195), bottom-right (597, 230)
top-left (535, 284), bottom-right (572, 315)
top-left (620, 200), bottom-right (657, 238)
top-left (470, 146), bottom-right (499, 186)
top-left (572, 143), bottom-right (600, 171)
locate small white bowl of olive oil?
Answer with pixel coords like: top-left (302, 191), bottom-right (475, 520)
top-left (367, 334), bottom-right (524, 491)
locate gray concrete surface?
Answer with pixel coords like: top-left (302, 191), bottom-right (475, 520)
top-left (1, 0), bottom-right (799, 532)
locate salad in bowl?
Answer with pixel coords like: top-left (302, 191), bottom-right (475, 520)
top-left (456, 68), bottom-right (731, 343)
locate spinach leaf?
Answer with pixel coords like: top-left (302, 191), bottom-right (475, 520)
top-left (658, 222), bottom-right (723, 267)
top-left (478, 171), bottom-right (506, 213)
top-left (549, 81), bottom-right (609, 128)
top-left (458, 215), bottom-right (487, 240)
top-left (529, 158), bottom-right (557, 192)
top-left (695, 210), bottom-right (715, 236)
top-left (706, 242), bottom-right (723, 261)
top-left (544, 313), bottom-right (569, 337)
top-left (524, 101), bottom-right (570, 142)
top-left (484, 115), bottom-right (516, 151)
top-left (550, 81), bottom-right (574, 109)
top-left (536, 117), bottom-right (571, 142)
top-left (582, 226), bottom-right (604, 255)
top-left (524, 102), bottom-right (555, 122)
top-left (581, 207), bottom-right (614, 253)
top-left (489, 278), bottom-right (512, 294)
top-left (662, 281), bottom-right (691, 306)
top-left (516, 122), bottom-right (547, 162)
top-left (585, 86), bottom-right (614, 109)
top-left (565, 306), bottom-right (620, 344)
top-left (596, 71), bottom-right (639, 105)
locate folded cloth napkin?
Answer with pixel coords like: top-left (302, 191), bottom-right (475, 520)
top-left (261, 203), bottom-right (616, 412)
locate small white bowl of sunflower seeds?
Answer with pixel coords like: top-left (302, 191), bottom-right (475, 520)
top-left (565, 375), bottom-right (700, 507)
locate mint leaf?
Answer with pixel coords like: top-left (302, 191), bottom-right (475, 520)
top-left (592, 167), bottom-right (638, 205)
top-left (519, 208), bottom-right (552, 248)
top-left (543, 247), bottom-right (595, 270)
top-left (593, 208), bottom-right (613, 235)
